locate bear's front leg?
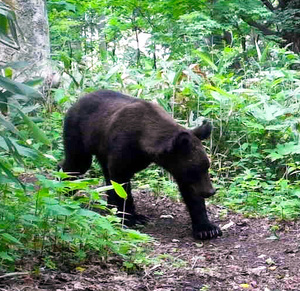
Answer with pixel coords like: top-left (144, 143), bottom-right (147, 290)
top-left (181, 193), bottom-right (222, 240)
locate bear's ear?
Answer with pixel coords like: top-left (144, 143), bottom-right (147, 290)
top-left (173, 131), bottom-right (192, 153)
top-left (192, 120), bottom-right (212, 140)
top-left (143, 131), bottom-right (192, 156)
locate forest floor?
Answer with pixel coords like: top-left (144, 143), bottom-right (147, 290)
top-left (1, 190), bottom-right (299, 291)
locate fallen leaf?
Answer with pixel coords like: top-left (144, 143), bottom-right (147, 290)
top-left (266, 257), bottom-right (275, 265)
top-left (160, 214), bottom-right (174, 219)
top-left (221, 221), bottom-right (235, 230)
top-left (240, 283), bottom-right (250, 288)
top-left (194, 242), bottom-right (204, 248)
top-left (76, 267), bottom-right (86, 272)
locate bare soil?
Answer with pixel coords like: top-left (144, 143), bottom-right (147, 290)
top-left (1, 191), bottom-right (299, 291)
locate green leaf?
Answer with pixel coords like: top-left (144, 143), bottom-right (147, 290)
top-left (266, 124), bottom-right (288, 131)
top-left (267, 152), bottom-right (283, 161)
top-left (276, 142), bottom-right (300, 156)
top-left (1, 233), bottom-right (23, 245)
top-left (0, 251), bottom-right (14, 261)
top-left (4, 67), bottom-right (12, 78)
top-left (24, 78), bottom-right (44, 87)
top-left (194, 50), bottom-right (218, 71)
top-left (21, 214), bottom-right (41, 222)
top-left (61, 233), bottom-right (73, 242)
top-left (125, 229), bottom-right (149, 241)
top-left (172, 67), bottom-right (183, 85)
top-left (206, 84), bottom-right (237, 99)
top-left (47, 204), bottom-right (73, 216)
top-left (111, 180), bottom-right (127, 199)
top-left (0, 76), bottom-right (42, 98)
top-left (243, 121), bottom-right (265, 130)
top-left (1, 135), bottom-right (23, 165)
top-left (105, 65), bottom-right (121, 80)
top-left (0, 160), bottom-right (24, 189)
top-left (16, 108), bottom-right (50, 146)
top-left (0, 112), bottom-right (19, 135)
top-left (78, 208), bottom-right (100, 218)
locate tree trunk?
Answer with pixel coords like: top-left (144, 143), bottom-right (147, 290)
top-left (0, 0), bottom-right (51, 81)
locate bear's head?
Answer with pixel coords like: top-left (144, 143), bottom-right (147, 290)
top-left (157, 120), bottom-right (216, 199)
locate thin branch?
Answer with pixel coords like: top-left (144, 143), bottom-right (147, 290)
top-left (0, 271), bottom-right (30, 279)
top-left (241, 17), bottom-right (276, 36)
top-left (0, 39), bottom-right (20, 50)
top-left (260, 0), bottom-right (275, 11)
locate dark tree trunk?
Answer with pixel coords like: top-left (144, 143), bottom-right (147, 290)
top-left (153, 43), bottom-right (157, 69)
top-left (284, 32), bottom-right (300, 53)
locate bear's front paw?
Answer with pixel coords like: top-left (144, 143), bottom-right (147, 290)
top-left (193, 223), bottom-right (222, 240)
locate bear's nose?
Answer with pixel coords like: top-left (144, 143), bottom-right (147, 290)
top-left (207, 187), bottom-right (216, 197)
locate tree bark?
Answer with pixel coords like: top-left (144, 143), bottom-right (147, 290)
top-left (0, 0), bottom-right (51, 81)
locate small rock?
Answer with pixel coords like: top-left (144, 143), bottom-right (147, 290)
top-left (249, 266), bottom-right (266, 276)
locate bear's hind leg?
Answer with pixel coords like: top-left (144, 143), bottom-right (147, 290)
top-left (100, 162), bottom-right (148, 226)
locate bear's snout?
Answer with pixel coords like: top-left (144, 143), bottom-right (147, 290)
top-left (203, 187), bottom-right (216, 198)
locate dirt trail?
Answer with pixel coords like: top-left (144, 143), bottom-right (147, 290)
top-left (1, 191), bottom-right (299, 291)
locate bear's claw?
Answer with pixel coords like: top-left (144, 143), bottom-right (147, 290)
top-left (193, 223), bottom-right (222, 240)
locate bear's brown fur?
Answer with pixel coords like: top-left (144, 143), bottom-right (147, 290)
top-left (62, 90), bottom-right (222, 240)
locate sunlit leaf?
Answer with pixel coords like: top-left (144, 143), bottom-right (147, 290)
top-left (111, 180), bottom-right (127, 199)
top-left (194, 50), bottom-right (218, 71)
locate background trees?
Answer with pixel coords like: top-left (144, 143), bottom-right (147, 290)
top-left (47, 0), bottom-right (300, 70)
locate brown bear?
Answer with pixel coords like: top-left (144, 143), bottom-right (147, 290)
top-left (61, 90), bottom-right (222, 240)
